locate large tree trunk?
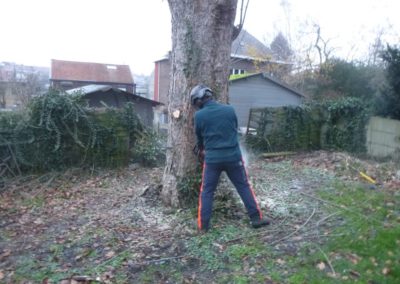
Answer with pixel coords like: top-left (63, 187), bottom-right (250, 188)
top-left (162, 0), bottom-right (238, 207)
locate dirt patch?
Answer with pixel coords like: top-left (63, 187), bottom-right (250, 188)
top-left (0, 151), bottom-right (399, 283)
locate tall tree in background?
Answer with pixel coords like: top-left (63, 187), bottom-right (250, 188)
top-left (268, 32), bottom-right (293, 80)
top-left (376, 45), bottom-right (400, 119)
top-left (162, 0), bottom-right (239, 206)
top-left (313, 59), bottom-right (382, 101)
top-left (270, 32), bottom-right (293, 62)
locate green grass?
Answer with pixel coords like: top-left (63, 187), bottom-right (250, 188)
top-left (14, 257), bottom-right (68, 283)
top-left (286, 182), bottom-right (400, 283)
top-left (181, 180), bottom-right (399, 283)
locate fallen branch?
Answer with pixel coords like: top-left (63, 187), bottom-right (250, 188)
top-left (270, 208), bottom-right (316, 246)
top-left (8, 144), bottom-right (21, 176)
top-left (316, 211), bottom-right (342, 227)
top-left (316, 245), bottom-right (336, 276)
top-left (280, 232), bottom-right (346, 243)
top-left (139, 255), bottom-right (186, 265)
top-left (261, 151), bottom-right (295, 158)
top-left (300, 192), bottom-right (346, 210)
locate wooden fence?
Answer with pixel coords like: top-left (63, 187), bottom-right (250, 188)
top-left (366, 116), bottom-right (400, 158)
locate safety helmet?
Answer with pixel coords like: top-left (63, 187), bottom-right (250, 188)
top-left (190, 84), bottom-right (213, 106)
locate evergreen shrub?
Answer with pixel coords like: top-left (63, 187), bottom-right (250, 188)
top-left (0, 90), bottom-right (155, 175)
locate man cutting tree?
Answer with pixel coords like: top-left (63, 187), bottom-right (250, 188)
top-left (191, 84), bottom-right (270, 233)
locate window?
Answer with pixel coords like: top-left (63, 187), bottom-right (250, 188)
top-left (160, 112), bottom-right (169, 124)
top-left (230, 69), bottom-right (245, 75)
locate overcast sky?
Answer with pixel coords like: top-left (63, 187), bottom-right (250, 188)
top-left (1, 0), bottom-right (399, 75)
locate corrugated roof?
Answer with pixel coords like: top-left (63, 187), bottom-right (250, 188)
top-left (66, 84), bottom-right (162, 106)
top-left (50, 59), bottom-right (134, 84)
top-left (66, 84), bottom-right (115, 94)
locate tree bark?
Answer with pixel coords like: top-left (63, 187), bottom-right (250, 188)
top-left (162, 0), bottom-right (238, 207)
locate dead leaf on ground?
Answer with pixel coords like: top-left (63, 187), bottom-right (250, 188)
top-left (59, 275), bottom-right (98, 284)
top-left (346, 253), bottom-right (361, 265)
top-left (105, 251), bottom-right (115, 259)
top-left (316, 262), bottom-right (326, 270)
top-left (369, 257), bottom-right (378, 266)
top-left (292, 236), bottom-right (303, 241)
top-left (382, 267), bottom-right (390, 275)
top-left (276, 258), bottom-right (286, 265)
top-left (349, 270), bottom-right (361, 278)
top-left (34, 218), bottom-right (45, 225)
top-left (0, 271), bottom-right (4, 280)
top-left (0, 250), bottom-right (11, 260)
top-left (101, 271), bottom-right (114, 281)
top-left (212, 242), bottom-right (224, 251)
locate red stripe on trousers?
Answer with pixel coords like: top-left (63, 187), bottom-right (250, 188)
top-left (197, 162), bottom-right (206, 229)
top-left (242, 158), bottom-right (262, 219)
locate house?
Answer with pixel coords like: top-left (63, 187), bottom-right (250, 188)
top-left (66, 85), bottom-right (162, 127)
top-left (50, 59), bottom-right (135, 93)
top-left (229, 73), bottom-right (304, 128)
top-left (152, 29), bottom-right (282, 105)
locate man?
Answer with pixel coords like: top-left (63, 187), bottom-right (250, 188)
top-left (190, 84), bottom-right (270, 232)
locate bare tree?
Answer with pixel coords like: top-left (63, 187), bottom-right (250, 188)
top-left (161, 0), bottom-right (239, 207)
top-left (367, 29), bottom-right (386, 66)
top-left (313, 24), bottom-right (334, 67)
top-left (0, 84), bottom-right (6, 108)
top-left (12, 73), bottom-right (41, 107)
top-left (280, 0), bottom-right (292, 45)
top-left (291, 22), bottom-right (336, 72)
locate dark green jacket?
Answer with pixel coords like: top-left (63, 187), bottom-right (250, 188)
top-left (194, 100), bottom-right (242, 163)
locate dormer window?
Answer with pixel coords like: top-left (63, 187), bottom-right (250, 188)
top-left (107, 65), bottom-right (117, 70)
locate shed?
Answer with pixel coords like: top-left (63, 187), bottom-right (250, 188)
top-left (229, 73), bottom-right (304, 127)
top-left (67, 85), bottom-right (162, 127)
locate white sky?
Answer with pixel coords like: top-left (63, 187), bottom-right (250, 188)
top-left (1, 0), bottom-right (399, 75)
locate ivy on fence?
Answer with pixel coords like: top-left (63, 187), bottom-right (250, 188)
top-left (247, 97), bottom-right (369, 154)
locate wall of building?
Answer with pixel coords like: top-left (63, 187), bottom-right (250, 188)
top-left (229, 75), bottom-right (303, 127)
top-left (153, 57), bottom-right (272, 104)
top-left (154, 60), bottom-right (170, 104)
top-left (367, 116), bottom-right (400, 158)
top-left (83, 90), bottom-right (154, 127)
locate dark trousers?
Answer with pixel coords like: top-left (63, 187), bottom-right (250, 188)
top-left (197, 160), bottom-right (262, 230)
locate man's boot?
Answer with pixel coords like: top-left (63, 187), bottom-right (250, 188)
top-left (251, 217), bottom-right (270, 228)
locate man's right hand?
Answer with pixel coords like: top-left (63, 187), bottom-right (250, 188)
top-left (193, 145), bottom-right (204, 163)
top-left (198, 150), bottom-right (205, 164)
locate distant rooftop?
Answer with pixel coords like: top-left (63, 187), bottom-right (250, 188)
top-left (231, 29), bottom-right (271, 59)
top-left (51, 59), bottom-right (134, 84)
top-left (155, 29), bottom-right (272, 63)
